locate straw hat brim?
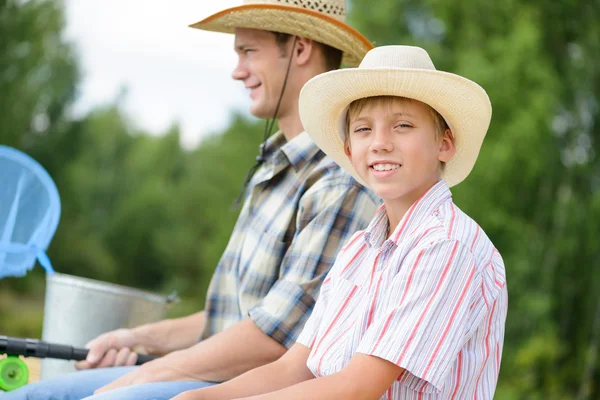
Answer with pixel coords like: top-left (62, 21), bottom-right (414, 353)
top-left (189, 4), bottom-right (372, 67)
top-left (299, 68), bottom-right (492, 187)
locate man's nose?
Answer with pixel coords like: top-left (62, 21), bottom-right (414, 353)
top-left (231, 59), bottom-right (249, 81)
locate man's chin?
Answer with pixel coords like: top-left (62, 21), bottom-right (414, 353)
top-left (249, 105), bottom-right (275, 120)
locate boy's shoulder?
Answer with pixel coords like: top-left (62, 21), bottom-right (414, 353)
top-left (408, 199), bottom-right (500, 269)
top-left (394, 199), bottom-right (506, 301)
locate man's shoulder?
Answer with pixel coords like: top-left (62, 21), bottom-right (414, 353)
top-left (303, 153), bottom-right (367, 189)
top-left (301, 155), bottom-right (379, 205)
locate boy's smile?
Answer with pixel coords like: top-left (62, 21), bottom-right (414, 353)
top-left (345, 97), bottom-right (455, 226)
top-left (370, 160), bottom-right (401, 178)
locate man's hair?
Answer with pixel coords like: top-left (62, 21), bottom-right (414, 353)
top-left (344, 96), bottom-right (451, 169)
top-left (273, 32), bottom-right (343, 71)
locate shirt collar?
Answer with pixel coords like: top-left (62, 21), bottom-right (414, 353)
top-left (264, 131), bottom-right (321, 172)
top-left (364, 204), bottom-right (390, 249)
top-left (364, 180), bottom-right (452, 248)
top-left (262, 131), bottom-right (288, 159)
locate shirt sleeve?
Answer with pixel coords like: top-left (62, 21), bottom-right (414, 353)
top-left (355, 239), bottom-right (481, 393)
top-left (248, 180), bottom-right (378, 348)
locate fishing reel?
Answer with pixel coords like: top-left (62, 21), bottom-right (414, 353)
top-left (0, 356), bottom-right (28, 392)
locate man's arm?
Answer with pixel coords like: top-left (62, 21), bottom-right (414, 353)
top-left (94, 318), bottom-right (286, 394)
top-left (76, 311), bottom-right (206, 369)
top-left (171, 344), bottom-right (313, 400)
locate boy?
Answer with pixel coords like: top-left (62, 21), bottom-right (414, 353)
top-left (173, 45), bottom-right (508, 400)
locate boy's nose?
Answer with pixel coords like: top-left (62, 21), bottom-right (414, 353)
top-left (370, 127), bottom-right (394, 152)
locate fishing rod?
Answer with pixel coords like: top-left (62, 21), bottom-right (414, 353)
top-left (0, 335), bottom-right (156, 391)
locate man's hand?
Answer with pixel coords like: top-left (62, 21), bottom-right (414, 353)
top-left (75, 311), bottom-right (206, 371)
top-left (75, 328), bottom-right (142, 370)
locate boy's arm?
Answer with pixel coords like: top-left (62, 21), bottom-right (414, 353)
top-left (171, 344), bottom-right (313, 400)
top-left (239, 354), bottom-right (403, 400)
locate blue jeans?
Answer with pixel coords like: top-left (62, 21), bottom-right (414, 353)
top-left (2, 366), bottom-right (215, 400)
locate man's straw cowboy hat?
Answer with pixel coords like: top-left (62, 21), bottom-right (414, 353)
top-left (190, 0), bottom-right (373, 66)
top-left (299, 45), bottom-right (493, 187)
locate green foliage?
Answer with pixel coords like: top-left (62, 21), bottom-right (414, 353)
top-left (0, 0), bottom-right (77, 149)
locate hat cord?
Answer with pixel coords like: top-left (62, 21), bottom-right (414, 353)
top-left (232, 36), bottom-right (299, 209)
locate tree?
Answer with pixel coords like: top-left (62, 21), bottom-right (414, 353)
top-left (0, 0), bottom-right (78, 149)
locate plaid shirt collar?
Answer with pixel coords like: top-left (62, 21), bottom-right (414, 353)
top-left (262, 131), bottom-right (321, 173)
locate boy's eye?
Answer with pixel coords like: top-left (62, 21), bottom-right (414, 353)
top-left (394, 123), bottom-right (413, 129)
top-left (353, 127), bottom-right (371, 133)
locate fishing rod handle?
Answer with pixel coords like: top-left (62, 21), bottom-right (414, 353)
top-left (0, 336), bottom-right (156, 365)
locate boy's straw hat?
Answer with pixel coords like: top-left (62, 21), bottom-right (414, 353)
top-left (189, 0), bottom-right (372, 66)
top-left (299, 45), bottom-right (492, 187)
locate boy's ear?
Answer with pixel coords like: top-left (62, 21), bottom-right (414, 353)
top-left (344, 140), bottom-right (352, 159)
top-left (438, 129), bottom-right (456, 163)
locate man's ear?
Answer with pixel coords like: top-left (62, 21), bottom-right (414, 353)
top-left (293, 36), bottom-right (314, 66)
top-left (438, 129), bottom-right (456, 163)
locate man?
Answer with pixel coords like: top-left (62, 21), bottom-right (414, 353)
top-left (5, 1), bottom-right (377, 399)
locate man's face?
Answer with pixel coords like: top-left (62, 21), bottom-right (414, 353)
top-left (232, 28), bottom-right (292, 119)
top-left (345, 98), bottom-right (455, 208)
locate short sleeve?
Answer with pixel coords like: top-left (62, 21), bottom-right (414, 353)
top-left (356, 239), bottom-right (480, 392)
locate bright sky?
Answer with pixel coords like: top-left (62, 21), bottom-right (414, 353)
top-left (64, 0), bottom-right (253, 148)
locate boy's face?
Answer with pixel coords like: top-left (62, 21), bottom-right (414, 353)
top-left (232, 28), bottom-right (295, 120)
top-left (345, 98), bottom-right (455, 207)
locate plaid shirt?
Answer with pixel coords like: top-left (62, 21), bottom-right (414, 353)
top-left (200, 131), bottom-right (379, 348)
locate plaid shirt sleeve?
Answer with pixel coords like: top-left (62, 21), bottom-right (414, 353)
top-left (248, 178), bottom-right (378, 348)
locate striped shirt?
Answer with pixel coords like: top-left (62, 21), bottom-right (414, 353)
top-left (200, 131), bottom-right (379, 348)
top-left (297, 180), bottom-right (508, 399)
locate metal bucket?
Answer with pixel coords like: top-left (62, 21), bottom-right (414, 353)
top-left (40, 273), bottom-right (176, 379)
